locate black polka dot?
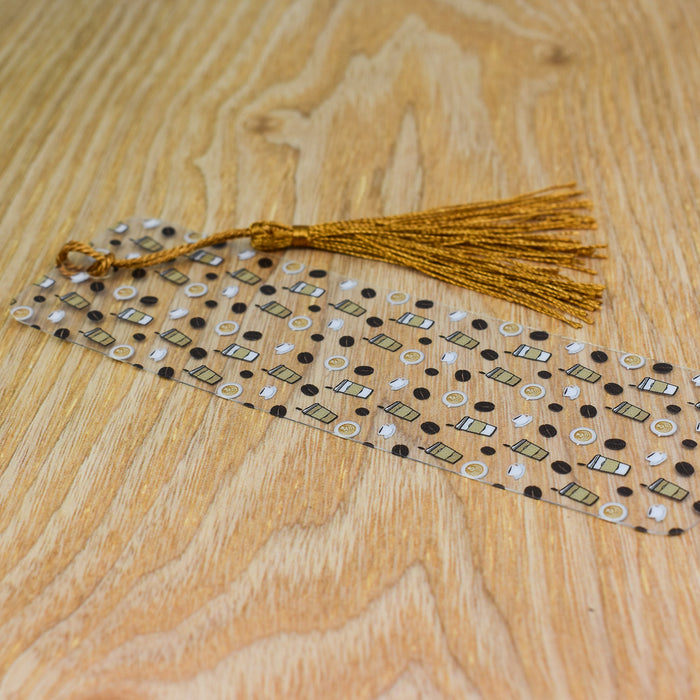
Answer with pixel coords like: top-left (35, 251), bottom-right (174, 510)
top-left (133, 333), bottom-right (145, 341)
top-left (310, 334), bottom-right (324, 342)
top-left (301, 384), bottom-right (319, 396)
top-left (366, 317), bottom-right (383, 327)
top-left (90, 281), bottom-right (105, 292)
top-left (480, 349), bottom-right (499, 361)
top-left (212, 242), bottom-right (227, 249)
top-left (259, 285), bottom-right (276, 295)
top-left (243, 331), bottom-right (262, 341)
top-left (425, 368), bottom-right (439, 376)
top-left (190, 317), bottom-right (206, 328)
top-left (548, 403), bottom-right (563, 413)
top-left (309, 269), bottom-right (327, 278)
top-left (693, 501), bottom-right (700, 514)
top-left (354, 366), bottom-right (374, 376)
top-left (604, 438), bottom-right (626, 451)
top-left (455, 369), bottom-right (471, 382)
top-left (205, 300), bottom-right (218, 308)
top-left (158, 367), bottom-right (174, 379)
top-left (297, 352), bottom-right (313, 364)
top-left (580, 405), bottom-right (597, 418)
top-left (413, 387), bottom-right (431, 400)
top-left (617, 486), bottom-right (633, 497)
top-left (231, 303), bottom-right (247, 313)
top-left (604, 383), bottom-right (624, 396)
top-left (675, 462), bottom-right (695, 477)
top-left (308, 304), bottom-right (321, 312)
top-left (270, 405), bottom-right (287, 417)
top-left (54, 328), bottom-right (70, 339)
top-left (418, 337), bottom-right (432, 345)
top-left (239, 370), bottom-right (253, 379)
top-left (590, 351), bottom-right (608, 363)
top-left (131, 268), bottom-right (146, 279)
top-left (140, 296), bottom-right (158, 306)
top-left (539, 424), bottom-right (557, 438)
top-left (355, 407), bottom-right (370, 416)
top-left (474, 401), bottom-right (495, 412)
top-left (551, 461), bottom-right (571, 474)
top-left (392, 444), bottom-right (409, 457)
top-left (492, 483), bottom-right (505, 490)
top-left (635, 526), bottom-right (648, 533)
top-left (132, 364), bottom-right (143, 370)
top-left (538, 370), bottom-right (552, 379)
top-left (420, 421), bottom-right (440, 435)
top-left (242, 401), bottom-right (255, 408)
top-left (161, 226), bottom-right (176, 236)
top-left (33, 295), bottom-right (45, 303)
top-left (257, 257), bottom-right (273, 268)
top-left (87, 310), bottom-right (103, 321)
top-left (109, 239), bottom-right (121, 246)
top-left (524, 485), bottom-right (542, 499)
top-left (205, 272), bottom-right (218, 280)
top-left (190, 347), bottom-right (207, 359)
top-left (529, 330), bottom-right (549, 341)
top-left (339, 336), bottom-right (354, 347)
top-left (653, 362), bottom-right (673, 374)
top-left (668, 528), bottom-right (684, 536)
top-left (361, 287), bottom-right (376, 299)
top-left (415, 299), bottom-right (433, 309)
top-left (667, 405), bottom-right (681, 414)
top-left (472, 319), bottom-right (488, 330)
top-left (682, 439), bottom-right (697, 449)
top-left (481, 446), bottom-right (496, 456)
top-left (363, 442), bottom-right (375, 448)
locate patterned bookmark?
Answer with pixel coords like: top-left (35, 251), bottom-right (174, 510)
top-left (11, 218), bottom-right (700, 535)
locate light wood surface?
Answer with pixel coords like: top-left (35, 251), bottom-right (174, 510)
top-left (2, 1), bottom-right (700, 698)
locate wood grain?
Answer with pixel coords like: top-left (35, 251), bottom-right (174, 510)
top-left (1, 0), bottom-right (700, 697)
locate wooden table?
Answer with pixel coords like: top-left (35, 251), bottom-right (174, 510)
top-left (2, 1), bottom-right (699, 697)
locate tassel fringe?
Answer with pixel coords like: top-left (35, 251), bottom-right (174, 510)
top-left (56, 183), bottom-right (603, 327)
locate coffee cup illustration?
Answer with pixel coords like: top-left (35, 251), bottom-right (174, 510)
top-left (566, 342), bottom-right (585, 354)
top-left (441, 390), bottom-right (467, 408)
top-left (149, 348), bottom-right (167, 361)
top-left (222, 285), bottom-right (239, 298)
top-left (327, 319), bottom-right (345, 331)
top-left (512, 414), bottom-right (533, 428)
top-left (275, 342), bottom-right (295, 354)
top-left (441, 351), bottom-right (458, 364)
top-left (259, 385), bottom-right (278, 399)
top-left (217, 383), bottom-right (243, 400)
top-left (339, 279), bottom-right (358, 290)
top-left (168, 308), bottom-right (188, 319)
top-left (620, 353), bottom-right (645, 370)
top-left (520, 383), bottom-right (546, 400)
top-left (693, 374), bottom-right (700, 387)
top-left (563, 385), bottom-right (580, 400)
top-left (647, 504), bottom-right (667, 522)
top-left (378, 423), bottom-right (396, 438)
top-left (499, 322), bottom-right (523, 337)
top-left (507, 463), bottom-right (526, 479)
top-left (645, 451), bottom-right (667, 466)
top-left (389, 377), bottom-right (409, 390)
top-left (387, 291), bottom-right (410, 305)
top-left (47, 310), bottom-right (65, 323)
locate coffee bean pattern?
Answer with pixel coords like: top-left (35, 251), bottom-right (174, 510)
top-left (12, 216), bottom-right (700, 536)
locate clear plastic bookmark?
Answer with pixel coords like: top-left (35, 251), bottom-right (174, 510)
top-left (11, 217), bottom-right (700, 535)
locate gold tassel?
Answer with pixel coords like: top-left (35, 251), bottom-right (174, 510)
top-left (56, 183), bottom-right (603, 328)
